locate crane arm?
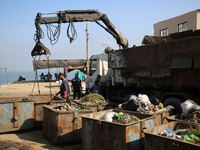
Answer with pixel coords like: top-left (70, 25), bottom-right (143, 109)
top-left (34, 9), bottom-right (128, 49)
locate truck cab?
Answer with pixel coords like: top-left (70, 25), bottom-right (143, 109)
top-left (86, 53), bottom-right (111, 92)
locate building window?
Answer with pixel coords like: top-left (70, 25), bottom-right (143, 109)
top-left (178, 22), bottom-right (188, 32)
top-left (160, 28), bottom-right (168, 36)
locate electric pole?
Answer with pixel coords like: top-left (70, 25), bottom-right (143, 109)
top-left (86, 24), bottom-right (89, 74)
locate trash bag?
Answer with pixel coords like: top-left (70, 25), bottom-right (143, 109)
top-left (149, 95), bottom-right (160, 105)
top-left (100, 112), bottom-right (116, 122)
top-left (124, 92), bottom-right (136, 102)
top-left (181, 100), bottom-right (200, 117)
top-left (122, 99), bottom-right (138, 111)
top-left (137, 94), bottom-right (150, 104)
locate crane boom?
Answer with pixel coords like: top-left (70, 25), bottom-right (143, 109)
top-left (34, 9), bottom-right (128, 49)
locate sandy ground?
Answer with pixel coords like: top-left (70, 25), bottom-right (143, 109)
top-left (0, 81), bottom-right (82, 150)
top-left (0, 81), bottom-right (62, 97)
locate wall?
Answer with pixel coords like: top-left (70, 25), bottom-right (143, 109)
top-left (154, 9), bottom-right (200, 36)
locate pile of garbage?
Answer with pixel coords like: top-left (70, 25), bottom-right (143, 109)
top-left (179, 100), bottom-right (200, 123)
top-left (81, 93), bottom-right (107, 104)
top-left (100, 112), bottom-right (140, 124)
top-left (51, 103), bottom-right (81, 111)
top-left (160, 125), bottom-right (200, 145)
top-left (118, 93), bottom-right (173, 113)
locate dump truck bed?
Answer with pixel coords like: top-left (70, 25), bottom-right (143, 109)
top-left (108, 30), bottom-right (200, 90)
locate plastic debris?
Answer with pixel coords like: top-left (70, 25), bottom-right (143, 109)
top-left (100, 112), bottom-right (140, 124)
top-left (160, 125), bottom-right (200, 145)
top-left (119, 93), bottom-right (167, 113)
top-left (115, 112), bottom-right (124, 118)
top-left (166, 105), bottom-right (175, 110)
top-left (52, 103), bottom-right (78, 111)
top-left (100, 112), bottom-right (116, 122)
top-left (181, 100), bottom-right (200, 117)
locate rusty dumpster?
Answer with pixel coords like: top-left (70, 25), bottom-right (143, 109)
top-left (147, 108), bottom-right (172, 126)
top-left (42, 105), bottom-right (93, 144)
top-left (143, 121), bottom-right (200, 150)
top-left (29, 94), bottom-right (66, 129)
top-left (73, 100), bottom-right (118, 112)
top-left (166, 113), bottom-right (200, 124)
top-left (81, 109), bottom-right (156, 150)
top-left (0, 97), bottom-right (34, 133)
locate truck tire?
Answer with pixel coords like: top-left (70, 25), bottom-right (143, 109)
top-left (163, 97), bottom-right (183, 115)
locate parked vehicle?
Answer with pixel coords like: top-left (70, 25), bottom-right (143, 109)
top-left (87, 30), bottom-right (200, 114)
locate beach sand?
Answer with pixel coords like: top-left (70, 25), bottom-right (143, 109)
top-left (0, 81), bottom-right (83, 150)
top-left (0, 81), bottom-right (62, 97)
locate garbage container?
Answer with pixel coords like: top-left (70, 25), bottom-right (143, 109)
top-left (29, 94), bottom-right (66, 129)
top-left (73, 99), bottom-right (118, 112)
top-left (166, 113), bottom-right (200, 124)
top-left (43, 105), bottom-right (93, 144)
top-left (147, 109), bottom-right (173, 126)
top-left (0, 97), bottom-right (34, 133)
top-left (143, 121), bottom-right (200, 150)
top-left (81, 109), bottom-right (156, 150)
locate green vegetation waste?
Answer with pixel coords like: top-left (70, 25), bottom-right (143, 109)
top-left (177, 124), bottom-right (200, 145)
top-left (81, 93), bottom-right (105, 104)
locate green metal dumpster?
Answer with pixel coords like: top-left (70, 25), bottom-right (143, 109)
top-left (143, 121), bottom-right (200, 150)
top-left (81, 109), bottom-right (156, 150)
top-left (0, 97), bottom-right (34, 133)
top-left (43, 105), bottom-right (93, 144)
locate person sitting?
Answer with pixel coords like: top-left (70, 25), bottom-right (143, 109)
top-left (17, 75), bottom-right (22, 81)
top-left (21, 75), bottom-right (26, 80)
top-left (40, 73), bottom-right (45, 82)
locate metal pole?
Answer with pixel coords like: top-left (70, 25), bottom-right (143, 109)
top-left (86, 24), bottom-right (89, 74)
top-left (5, 68), bottom-right (8, 84)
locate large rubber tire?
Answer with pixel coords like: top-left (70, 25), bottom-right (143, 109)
top-left (163, 97), bottom-right (183, 115)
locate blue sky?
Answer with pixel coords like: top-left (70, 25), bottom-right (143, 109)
top-left (0, 0), bottom-right (199, 71)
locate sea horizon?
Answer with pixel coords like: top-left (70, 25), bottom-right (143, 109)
top-left (0, 69), bottom-right (77, 85)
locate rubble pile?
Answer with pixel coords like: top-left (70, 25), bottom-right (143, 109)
top-left (81, 93), bottom-right (106, 104)
top-left (100, 112), bottom-right (140, 124)
top-left (118, 93), bottom-right (171, 113)
top-left (115, 113), bottom-right (140, 124)
top-left (160, 125), bottom-right (200, 145)
top-left (51, 103), bottom-right (78, 111)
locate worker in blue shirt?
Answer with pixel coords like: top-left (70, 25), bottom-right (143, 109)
top-left (71, 73), bottom-right (82, 99)
top-left (93, 75), bottom-right (102, 94)
top-left (56, 73), bottom-right (71, 103)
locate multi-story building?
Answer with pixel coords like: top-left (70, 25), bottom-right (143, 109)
top-left (154, 9), bottom-right (200, 36)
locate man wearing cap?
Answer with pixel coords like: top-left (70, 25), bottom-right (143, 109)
top-left (71, 73), bottom-right (82, 99)
top-left (56, 73), bottom-right (70, 103)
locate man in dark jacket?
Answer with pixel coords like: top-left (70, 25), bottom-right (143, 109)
top-left (93, 75), bottom-right (102, 94)
top-left (56, 73), bottom-right (70, 103)
top-left (71, 73), bottom-right (82, 99)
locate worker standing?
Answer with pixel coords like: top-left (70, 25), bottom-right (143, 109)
top-left (71, 73), bottom-right (82, 99)
top-left (56, 73), bottom-right (71, 103)
top-left (93, 75), bottom-right (102, 94)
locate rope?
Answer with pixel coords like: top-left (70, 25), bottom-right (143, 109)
top-left (45, 21), bottom-right (61, 45)
top-left (28, 56), bottom-right (40, 98)
top-left (46, 54), bottom-right (53, 101)
top-left (33, 25), bottom-right (44, 42)
top-left (66, 16), bottom-right (77, 43)
top-left (36, 56), bottom-right (41, 94)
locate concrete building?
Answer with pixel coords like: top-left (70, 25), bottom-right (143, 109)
top-left (154, 9), bottom-right (200, 36)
